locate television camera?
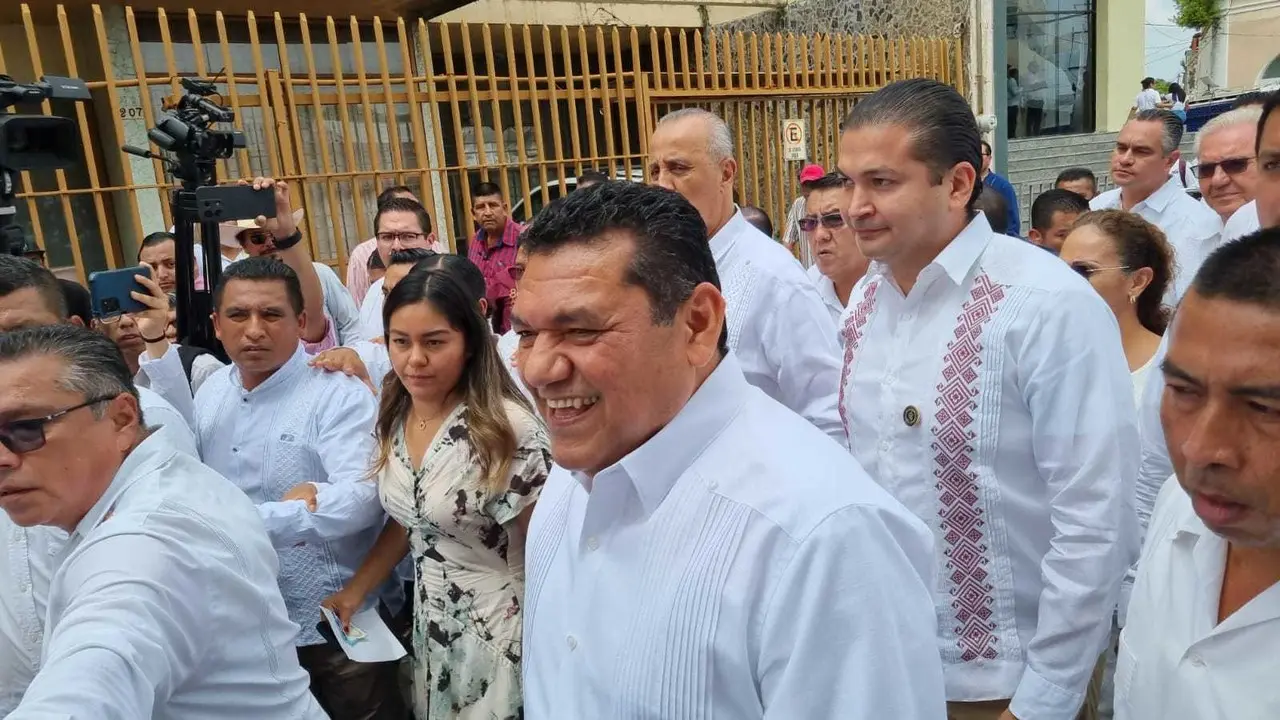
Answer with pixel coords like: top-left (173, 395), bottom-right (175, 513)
top-left (0, 74), bottom-right (91, 257)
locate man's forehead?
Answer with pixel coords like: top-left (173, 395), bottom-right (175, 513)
top-left (0, 289), bottom-right (61, 329)
top-left (1119, 121), bottom-right (1162, 146)
top-left (1201, 125), bottom-right (1256, 156)
top-left (0, 355), bottom-right (72, 417)
top-left (377, 210), bottom-right (424, 233)
top-left (222, 278), bottom-right (290, 303)
top-left (806, 186), bottom-right (849, 211)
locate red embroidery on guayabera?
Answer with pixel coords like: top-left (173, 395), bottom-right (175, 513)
top-left (837, 280), bottom-right (881, 441)
top-left (931, 272), bottom-right (1005, 662)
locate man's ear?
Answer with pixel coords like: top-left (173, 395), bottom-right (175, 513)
top-left (67, 315), bottom-right (86, 328)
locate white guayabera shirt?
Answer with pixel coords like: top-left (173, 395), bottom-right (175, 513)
top-left (839, 214), bottom-right (1139, 720)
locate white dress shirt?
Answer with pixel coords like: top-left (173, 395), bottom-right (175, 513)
top-left (0, 389), bottom-right (197, 715)
top-left (710, 209), bottom-right (844, 445)
top-left (1091, 177), bottom-right (1223, 304)
top-left (838, 215), bottom-right (1139, 720)
top-left (1222, 199), bottom-right (1262, 242)
top-left (1116, 480), bottom-right (1280, 720)
top-left (1135, 88), bottom-right (1161, 111)
top-left (5, 434), bottom-right (326, 719)
top-left (1134, 334), bottom-right (1173, 546)
top-left (523, 354), bottom-right (947, 720)
top-left (805, 263), bottom-right (846, 329)
top-left (358, 277), bottom-right (386, 341)
top-left (140, 344), bottom-right (387, 646)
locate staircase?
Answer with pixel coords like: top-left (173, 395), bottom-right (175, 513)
top-left (1006, 132), bottom-right (1118, 235)
top-left (1005, 130), bottom-right (1197, 235)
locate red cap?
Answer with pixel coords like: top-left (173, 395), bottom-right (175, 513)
top-left (798, 164), bottom-right (825, 183)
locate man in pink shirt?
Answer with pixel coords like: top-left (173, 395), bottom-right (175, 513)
top-left (466, 181), bottom-right (523, 333)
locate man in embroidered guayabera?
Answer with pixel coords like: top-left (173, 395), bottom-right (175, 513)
top-left (836, 78), bottom-right (1139, 720)
top-left (516, 180), bottom-right (947, 719)
top-left (136, 255), bottom-right (403, 719)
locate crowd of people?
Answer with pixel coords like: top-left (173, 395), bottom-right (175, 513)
top-left (0, 77), bottom-right (1278, 720)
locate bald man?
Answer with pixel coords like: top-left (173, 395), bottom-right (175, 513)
top-left (648, 109), bottom-right (844, 445)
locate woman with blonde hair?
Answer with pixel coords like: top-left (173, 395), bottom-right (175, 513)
top-left (1059, 209), bottom-right (1174, 403)
top-left (322, 261), bottom-right (550, 719)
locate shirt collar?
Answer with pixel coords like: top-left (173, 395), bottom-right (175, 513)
top-left (475, 219), bottom-right (522, 248)
top-left (571, 353), bottom-right (750, 516)
top-left (67, 432), bottom-right (175, 547)
top-left (708, 206), bottom-right (746, 265)
top-left (1136, 175), bottom-right (1184, 213)
top-left (232, 343), bottom-right (309, 395)
top-left (866, 213), bottom-right (992, 289)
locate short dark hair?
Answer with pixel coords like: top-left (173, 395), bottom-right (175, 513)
top-left (0, 254), bottom-right (67, 319)
top-left (520, 181), bottom-right (728, 355)
top-left (1141, 77), bottom-right (1156, 89)
top-left (472, 181), bottom-right (503, 202)
top-left (59, 279), bottom-right (93, 326)
top-left (1031, 188), bottom-right (1090, 231)
top-left (1190, 227), bottom-right (1280, 308)
top-left (388, 248), bottom-right (437, 268)
top-left (1233, 91), bottom-right (1271, 109)
top-left (0, 323), bottom-right (140, 418)
top-left (801, 172), bottom-right (849, 194)
top-left (366, 251), bottom-right (386, 271)
top-left (974, 187), bottom-right (1010, 234)
top-left (374, 196), bottom-right (432, 236)
top-left (376, 185), bottom-right (416, 207)
top-left (577, 170), bottom-right (610, 189)
top-left (1259, 91), bottom-right (1280, 155)
top-left (740, 206), bottom-right (773, 237)
top-left (841, 78), bottom-right (984, 211)
top-left (1131, 109), bottom-right (1184, 155)
top-left (137, 231), bottom-right (177, 261)
top-left (1055, 167), bottom-right (1097, 189)
top-left (415, 253), bottom-right (487, 306)
top-left (980, 140), bottom-right (993, 155)
top-left (213, 256), bottom-right (304, 315)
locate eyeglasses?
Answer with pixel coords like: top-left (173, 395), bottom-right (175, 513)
top-left (797, 212), bottom-right (848, 233)
top-left (376, 231), bottom-right (425, 243)
top-left (1195, 157), bottom-right (1254, 180)
top-left (243, 232), bottom-right (272, 246)
top-left (0, 396), bottom-right (118, 454)
top-left (1070, 263), bottom-right (1130, 279)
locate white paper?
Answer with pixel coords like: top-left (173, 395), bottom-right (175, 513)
top-left (320, 606), bottom-right (408, 663)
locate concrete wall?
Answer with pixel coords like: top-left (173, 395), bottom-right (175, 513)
top-left (436, 0), bottom-right (777, 27)
top-left (1226, 5), bottom-right (1280, 87)
top-left (1095, 0), bottom-right (1146, 132)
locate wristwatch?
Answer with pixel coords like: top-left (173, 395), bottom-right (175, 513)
top-left (273, 229), bottom-right (304, 250)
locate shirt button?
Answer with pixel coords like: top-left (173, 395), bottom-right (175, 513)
top-left (586, 537), bottom-right (599, 551)
top-left (879, 440), bottom-right (891, 452)
top-left (566, 634), bottom-right (578, 651)
top-left (18, 583), bottom-right (28, 593)
top-left (1189, 654), bottom-right (1206, 668)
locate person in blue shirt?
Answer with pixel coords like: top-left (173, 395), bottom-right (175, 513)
top-left (980, 140), bottom-right (1022, 236)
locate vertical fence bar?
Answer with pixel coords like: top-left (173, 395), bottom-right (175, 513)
top-left (484, 25), bottom-right (513, 200)
top-left (503, 23), bottom-right (533, 213)
top-left (416, 20), bottom-right (456, 249)
top-left (577, 26), bottom-right (600, 171)
top-left (559, 26), bottom-right (583, 178)
top-left (93, 5), bottom-right (140, 268)
top-left (594, 27), bottom-right (617, 177)
top-left (58, 5), bottom-right (112, 278)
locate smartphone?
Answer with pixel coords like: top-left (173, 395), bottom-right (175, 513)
top-left (194, 185), bottom-right (276, 223)
top-left (89, 265), bottom-right (152, 319)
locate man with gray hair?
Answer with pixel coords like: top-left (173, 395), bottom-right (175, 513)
top-left (648, 108), bottom-right (845, 445)
top-left (1195, 106), bottom-right (1263, 223)
top-left (1091, 109), bottom-right (1222, 303)
top-left (0, 325), bottom-right (325, 718)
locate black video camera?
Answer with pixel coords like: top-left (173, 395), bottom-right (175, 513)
top-left (146, 78), bottom-right (246, 167)
top-left (0, 74), bottom-right (91, 256)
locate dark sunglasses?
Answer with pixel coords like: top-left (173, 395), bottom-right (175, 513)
top-left (797, 212), bottom-right (847, 233)
top-left (0, 396), bottom-right (118, 454)
top-left (243, 231), bottom-right (272, 246)
top-left (1196, 157), bottom-right (1253, 180)
top-left (1069, 263), bottom-right (1130, 279)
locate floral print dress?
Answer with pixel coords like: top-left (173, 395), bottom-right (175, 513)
top-left (378, 398), bottom-right (551, 720)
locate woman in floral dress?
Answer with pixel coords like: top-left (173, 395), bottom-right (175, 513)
top-left (323, 260), bottom-right (549, 719)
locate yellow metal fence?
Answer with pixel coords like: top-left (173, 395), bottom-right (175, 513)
top-left (5, 4), bottom-right (963, 281)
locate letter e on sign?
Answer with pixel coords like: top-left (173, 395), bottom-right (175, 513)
top-left (782, 119), bottom-right (807, 161)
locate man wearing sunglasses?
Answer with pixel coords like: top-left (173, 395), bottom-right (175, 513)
top-left (0, 324), bottom-right (327, 719)
top-left (1195, 106), bottom-right (1263, 225)
top-left (0, 256), bottom-right (201, 717)
top-left (800, 172), bottom-right (870, 328)
top-left (1091, 109), bottom-right (1223, 305)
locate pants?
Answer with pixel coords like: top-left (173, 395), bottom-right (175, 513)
top-left (298, 637), bottom-right (407, 720)
top-left (947, 700), bottom-right (1010, 720)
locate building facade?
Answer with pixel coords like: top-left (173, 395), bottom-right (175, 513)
top-left (1189, 0), bottom-right (1280, 97)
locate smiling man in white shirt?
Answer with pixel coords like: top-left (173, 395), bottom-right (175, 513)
top-left (514, 181), bottom-right (946, 719)
top-left (0, 324), bottom-right (325, 719)
top-left (1117, 228), bottom-right (1280, 719)
top-left (837, 79), bottom-right (1138, 720)
top-left (648, 109), bottom-right (845, 445)
top-left (1091, 109), bottom-right (1223, 304)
